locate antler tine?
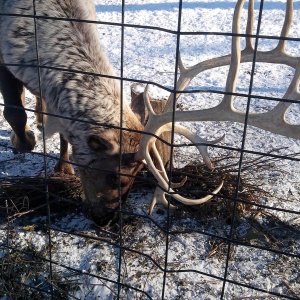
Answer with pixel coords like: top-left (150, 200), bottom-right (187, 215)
top-left (245, 0), bottom-right (254, 51)
top-left (135, 85), bottom-right (158, 162)
top-left (164, 52), bottom-right (190, 113)
top-left (149, 187), bottom-right (176, 215)
top-left (150, 142), bottom-right (186, 188)
top-left (269, 57), bottom-right (300, 123)
top-left (275, 0), bottom-right (294, 53)
top-left (220, 0), bottom-right (244, 110)
top-left (143, 84), bottom-right (156, 117)
top-left (149, 175), bottom-right (187, 214)
top-left (284, 54), bottom-right (300, 101)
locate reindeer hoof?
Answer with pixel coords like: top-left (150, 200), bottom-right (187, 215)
top-left (11, 130), bottom-right (36, 152)
top-left (54, 161), bottom-right (75, 175)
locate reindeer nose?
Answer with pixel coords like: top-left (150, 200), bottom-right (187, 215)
top-left (83, 205), bottom-right (118, 227)
top-left (90, 210), bottom-right (118, 227)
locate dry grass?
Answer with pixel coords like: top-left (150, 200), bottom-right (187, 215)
top-left (0, 152), bottom-right (299, 299)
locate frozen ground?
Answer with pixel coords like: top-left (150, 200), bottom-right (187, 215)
top-left (0, 0), bottom-right (299, 299)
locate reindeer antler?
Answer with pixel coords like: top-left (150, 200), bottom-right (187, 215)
top-left (136, 85), bottom-right (225, 214)
top-left (136, 0), bottom-right (299, 214)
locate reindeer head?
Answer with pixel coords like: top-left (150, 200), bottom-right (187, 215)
top-left (70, 103), bottom-right (145, 226)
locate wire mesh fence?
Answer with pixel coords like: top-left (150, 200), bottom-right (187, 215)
top-left (0, 0), bottom-right (299, 299)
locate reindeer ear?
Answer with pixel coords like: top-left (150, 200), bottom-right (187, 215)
top-left (87, 134), bottom-right (119, 155)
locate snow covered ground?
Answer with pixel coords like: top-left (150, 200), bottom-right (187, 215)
top-left (0, 0), bottom-right (299, 299)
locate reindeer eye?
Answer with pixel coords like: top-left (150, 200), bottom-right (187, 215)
top-left (107, 174), bottom-right (119, 189)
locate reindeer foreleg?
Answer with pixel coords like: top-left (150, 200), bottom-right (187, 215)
top-left (0, 67), bottom-right (36, 152)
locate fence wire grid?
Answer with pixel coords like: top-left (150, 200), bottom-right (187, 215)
top-left (0, 0), bottom-right (299, 299)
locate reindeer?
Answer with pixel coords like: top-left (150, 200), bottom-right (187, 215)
top-left (0, 0), bottom-right (145, 225)
top-left (1, 0), bottom-right (299, 225)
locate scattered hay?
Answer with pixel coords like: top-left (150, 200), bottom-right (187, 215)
top-left (0, 248), bottom-right (78, 299)
top-left (0, 153), bottom-right (283, 223)
top-left (132, 154), bottom-right (271, 222)
top-left (0, 152), bottom-right (299, 299)
top-left (0, 176), bottom-right (83, 222)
